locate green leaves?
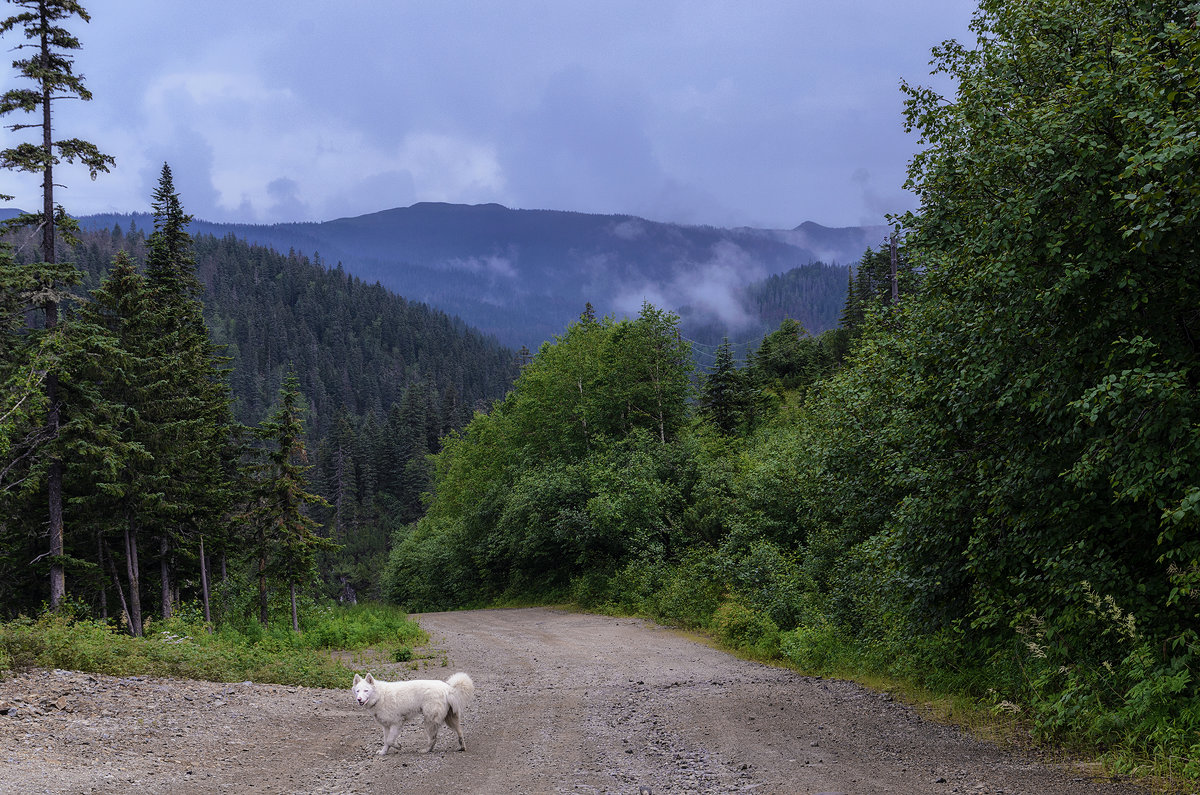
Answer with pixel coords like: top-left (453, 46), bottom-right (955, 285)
top-left (386, 303), bottom-right (696, 607)
top-left (891, 0), bottom-right (1200, 647)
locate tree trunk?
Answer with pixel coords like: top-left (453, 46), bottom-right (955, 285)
top-left (97, 534), bottom-right (108, 620)
top-left (220, 552), bottom-right (229, 619)
top-left (889, 232), bottom-right (900, 306)
top-left (258, 555), bottom-right (269, 626)
top-left (41, 12), bottom-right (65, 613)
top-left (199, 535), bottom-right (211, 626)
top-left (48, 450), bottom-right (64, 609)
top-left (124, 520), bottom-right (143, 637)
top-left (290, 582), bottom-right (299, 633)
top-left (104, 542), bottom-right (131, 632)
top-left (576, 377), bottom-right (588, 448)
top-left (160, 535), bottom-right (173, 621)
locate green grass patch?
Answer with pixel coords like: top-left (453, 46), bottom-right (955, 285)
top-left (0, 602), bottom-right (427, 689)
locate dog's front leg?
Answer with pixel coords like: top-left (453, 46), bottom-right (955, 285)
top-left (379, 723), bottom-right (401, 755)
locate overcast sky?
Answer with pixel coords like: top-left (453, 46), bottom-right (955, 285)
top-left (1, 1), bottom-right (974, 229)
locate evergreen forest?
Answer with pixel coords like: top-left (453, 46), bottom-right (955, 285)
top-left (1, 171), bottom-right (520, 622)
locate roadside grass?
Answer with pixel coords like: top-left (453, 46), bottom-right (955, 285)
top-left (0, 602), bottom-right (426, 690)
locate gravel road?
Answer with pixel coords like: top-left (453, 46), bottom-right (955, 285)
top-left (0, 607), bottom-right (1145, 794)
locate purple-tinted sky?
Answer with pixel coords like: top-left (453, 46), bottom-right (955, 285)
top-left (1, 1), bottom-right (974, 228)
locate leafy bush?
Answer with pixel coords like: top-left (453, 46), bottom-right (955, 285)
top-left (595, 549), bottom-right (724, 630)
top-left (780, 619), bottom-right (847, 674)
top-left (298, 602), bottom-right (426, 650)
top-left (716, 537), bottom-right (808, 630)
top-left (710, 598), bottom-right (781, 659)
top-left (0, 616), bottom-right (46, 674)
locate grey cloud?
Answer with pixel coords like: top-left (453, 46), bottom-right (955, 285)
top-left (612, 241), bottom-right (764, 330)
top-left (2, 1), bottom-right (977, 229)
top-left (501, 66), bottom-right (664, 214)
top-left (324, 170), bottom-right (417, 221)
top-left (267, 178), bottom-right (310, 221)
top-left (142, 135), bottom-right (222, 222)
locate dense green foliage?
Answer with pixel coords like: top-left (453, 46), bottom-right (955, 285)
top-left (384, 0), bottom-right (1200, 782)
top-left (382, 303), bottom-right (836, 607)
top-left (384, 303), bottom-right (699, 605)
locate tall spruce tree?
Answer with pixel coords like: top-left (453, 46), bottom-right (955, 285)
top-left (141, 163), bottom-right (234, 621)
top-left (839, 243), bottom-right (917, 334)
top-left (241, 371), bottom-right (333, 630)
top-left (0, 0), bottom-right (113, 608)
top-left (699, 337), bottom-right (750, 435)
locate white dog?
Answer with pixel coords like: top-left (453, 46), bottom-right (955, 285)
top-left (351, 671), bottom-right (475, 755)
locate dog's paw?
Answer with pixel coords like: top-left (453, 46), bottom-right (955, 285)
top-left (376, 748), bottom-right (389, 756)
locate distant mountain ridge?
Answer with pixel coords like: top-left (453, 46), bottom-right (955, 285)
top-left (65, 203), bottom-right (887, 348)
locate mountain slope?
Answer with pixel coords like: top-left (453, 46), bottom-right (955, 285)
top-left (66, 226), bottom-right (518, 433)
top-left (76, 204), bottom-right (886, 348)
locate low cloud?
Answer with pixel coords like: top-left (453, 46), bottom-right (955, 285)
top-left (611, 219), bottom-right (646, 240)
top-left (611, 241), bottom-right (764, 330)
top-left (445, 254), bottom-right (518, 279)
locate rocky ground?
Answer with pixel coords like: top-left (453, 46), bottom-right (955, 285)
top-left (0, 607), bottom-right (1148, 794)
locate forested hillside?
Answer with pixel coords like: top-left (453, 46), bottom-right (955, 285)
top-left (78, 206), bottom-right (876, 350)
top-left (64, 226), bottom-right (520, 600)
top-left (67, 225), bottom-right (517, 434)
top-left (1, 193), bottom-right (519, 619)
top-left (385, 0), bottom-right (1200, 782)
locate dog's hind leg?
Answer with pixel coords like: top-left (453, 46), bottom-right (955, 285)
top-left (420, 714), bottom-right (441, 753)
top-left (445, 707), bottom-right (466, 751)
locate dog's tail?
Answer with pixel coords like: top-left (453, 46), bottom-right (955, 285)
top-left (446, 671), bottom-right (474, 714)
top-left (447, 672), bottom-right (474, 697)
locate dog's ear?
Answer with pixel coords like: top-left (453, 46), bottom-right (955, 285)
top-left (366, 673), bottom-right (375, 684)
top-left (353, 673), bottom-right (362, 685)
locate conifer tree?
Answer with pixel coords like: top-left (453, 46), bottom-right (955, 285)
top-left (839, 243), bottom-right (917, 334)
top-left (241, 371), bottom-right (334, 630)
top-left (64, 251), bottom-right (156, 634)
top-left (1, 0), bottom-right (113, 609)
top-left (141, 163), bottom-right (234, 620)
top-left (699, 337), bottom-right (749, 435)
